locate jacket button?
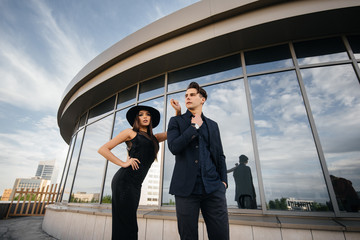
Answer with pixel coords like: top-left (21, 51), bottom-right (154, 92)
top-left (195, 145), bottom-right (199, 148)
top-left (195, 160), bottom-right (198, 164)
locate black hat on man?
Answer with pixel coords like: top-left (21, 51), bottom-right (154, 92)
top-left (239, 155), bottom-right (249, 163)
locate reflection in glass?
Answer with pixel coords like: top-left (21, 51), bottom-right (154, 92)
top-left (248, 71), bottom-right (331, 212)
top-left (61, 129), bottom-right (84, 202)
top-left (227, 155), bottom-right (257, 209)
top-left (203, 81), bottom-right (259, 209)
top-left (139, 75), bottom-right (164, 101)
top-left (347, 35), bottom-right (360, 59)
top-left (163, 91), bottom-right (185, 206)
top-left (58, 136), bottom-right (76, 201)
top-left (301, 64), bottom-right (360, 212)
top-left (103, 98), bottom-right (165, 205)
top-left (294, 37), bottom-right (348, 65)
top-left (70, 115), bottom-right (113, 203)
top-left (139, 98), bottom-right (164, 205)
top-left (88, 96), bottom-right (115, 124)
top-left (117, 86), bottom-right (137, 110)
top-left (162, 81), bottom-right (260, 209)
top-left (245, 44), bottom-right (293, 74)
top-left (102, 109), bottom-right (130, 203)
top-left (167, 54), bottom-right (242, 92)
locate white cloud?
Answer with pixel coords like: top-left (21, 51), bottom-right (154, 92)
top-left (0, 41), bottom-right (63, 111)
top-left (33, 1), bottom-right (96, 77)
top-left (0, 0), bottom-right (96, 112)
top-left (0, 115), bottom-right (68, 195)
top-left (255, 120), bottom-right (272, 128)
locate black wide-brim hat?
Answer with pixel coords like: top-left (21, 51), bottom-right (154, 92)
top-left (126, 105), bottom-right (160, 128)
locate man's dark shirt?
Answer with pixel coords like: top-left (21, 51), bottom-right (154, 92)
top-left (192, 117), bottom-right (221, 195)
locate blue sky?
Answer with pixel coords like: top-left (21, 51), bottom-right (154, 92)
top-left (0, 0), bottom-right (198, 196)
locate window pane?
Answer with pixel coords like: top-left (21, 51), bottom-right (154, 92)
top-left (248, 71), bottom-right (331, 212)
top-left (301, 64), bottom-right (360, 213)
top-left (102, 109), bottom-right (129, 204)
top-left (203, 81), bottom-right (259, 209)
top-left (294, 37), bottom-right (348, 65)
top-left (78, 113), bottom-right (87, 128)
top-left (347, 35), bottom-right (360, 59)
top-left (117, 85), bottom-right (137, 110)
top-left (70, 115), bottom-right (113, 203)
top-left (58, 136), bottom-right (76, 201)
top-left (87, 96), bottom-right (115, 124)
top-left (162, 91), bottom-right (185, 206)
top-left (245, 44), bottom-right (293, 74)
top-left (139, 75), bottom-right (164, 101)
top-left (61, 129), bottom-right (84, 202)
top-left (103, 98), bottom-right (165, 205)
top-left (168, 54), bottom-right (242, 92)
top-left (162, 81), bottom-right (260, 209)
top-left (138, 98), bottom-right (164, 206)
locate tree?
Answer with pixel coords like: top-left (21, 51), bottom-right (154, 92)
top-left (102, 195), bottom-right (112, 203)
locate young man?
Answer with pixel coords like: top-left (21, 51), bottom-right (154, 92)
top-left (167, 82), bottom-right (229, 240)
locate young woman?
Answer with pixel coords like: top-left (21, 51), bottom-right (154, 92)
top-left (98, 102), bottom-right (180, 240)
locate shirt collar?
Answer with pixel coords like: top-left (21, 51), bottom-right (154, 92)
top-left (185, 109), bottom-right (205, 120)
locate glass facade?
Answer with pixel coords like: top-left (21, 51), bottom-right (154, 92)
top-left (59, 35), bottom-right (360, 216)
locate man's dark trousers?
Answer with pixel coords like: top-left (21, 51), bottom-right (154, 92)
top-left (175, 185), bottom-right (229, 240)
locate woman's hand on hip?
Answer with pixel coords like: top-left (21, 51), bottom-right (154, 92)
top-left (125, 156), bottom-right (140, 170)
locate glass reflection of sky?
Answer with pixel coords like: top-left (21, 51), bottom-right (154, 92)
top-left (203, 81), bottom-right (260, 209)
top-left (301, 64), bottom-right (360, 211)
top-left (117, 86), bottom-right (136, 110)
top-left (162, 80), bottom-right (261, 209)
top-left (162, 91), bottom-right (185, 205)
top-left (167, 55), bottom-right (242, 92)
top-left (71, 115), bottom-right (113, 202)
top-left (87, 96), bottom-right (116, 124)
top-left (138, 76), bottom-right (165, 101)
top-left (245, 44), bottom-right (293, 74)
top-left (347, 35), bottom-right (360, 59)
top-left (143, 97), bottom-right (165, 135)
top-left (102, 109), bottom-right (129, 199)
top-left (138, 98), bottom-right (164, 205)
top-left (59, 135), bottom-right (76, 201)
top-left (63, 35), bottom-right (360, 212)
top-left (294, 37), bottom-right (348, 65)
top-left (248, 71), bottom-right (331, 209)
top-left (62, 129), bottom-right (84, 202)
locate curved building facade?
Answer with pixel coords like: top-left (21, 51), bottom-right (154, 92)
top-left (44, 1), bottom-right (360, 239)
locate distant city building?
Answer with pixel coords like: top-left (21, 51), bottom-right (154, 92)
top-left (10, 178), bottom-right (50, 200)
top-left (71, 192), bottom-right (100, 203)
top-left (139, 160), bottom-right (160, 205)
top-left (0, 189), bottom-right (13, 201)
top-left (35, 160), bottom-right (58, 183)
top-left (286, 198), bottom-right (314, 211)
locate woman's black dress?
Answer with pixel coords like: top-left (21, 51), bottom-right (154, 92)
top-left (111, 133), bottom-right (157, 240)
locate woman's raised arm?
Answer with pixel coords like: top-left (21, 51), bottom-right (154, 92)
top-left (155, 99), bottom-right (181, 142)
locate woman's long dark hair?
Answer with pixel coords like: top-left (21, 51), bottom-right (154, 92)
top-left (132, 113), bottom-right (159, 160)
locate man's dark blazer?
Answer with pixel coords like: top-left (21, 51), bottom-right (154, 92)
top-left (167, 110), bottom-right (228, 197)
